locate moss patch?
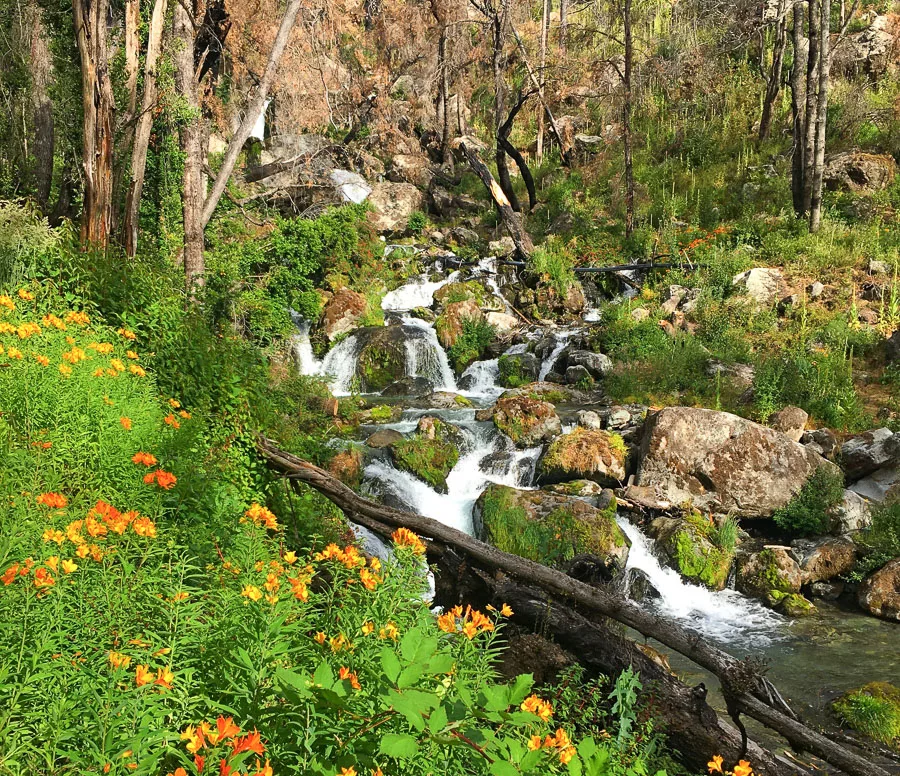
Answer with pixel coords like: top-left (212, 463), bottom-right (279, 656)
top-left (391, 437), bottom-right (459, 492)
top-left (357, 344), bottom-right (404, 392)
top-left (663, 511), bottom-right (734, 590)
top-left (834, 683), bottom-right (900, 749)
top-left (498, 354), bottom-right (533, 388)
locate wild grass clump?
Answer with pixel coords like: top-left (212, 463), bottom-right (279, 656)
top-left (834, 683), bottom-right (900, 748)
top-left (772, 467), bottom-right (846, 536)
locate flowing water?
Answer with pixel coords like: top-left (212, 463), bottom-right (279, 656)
top-left (297, 256), bottom-right (900, 734)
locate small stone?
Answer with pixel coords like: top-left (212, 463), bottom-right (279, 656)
top-left (732, 267), bottom-right (786, 305)
top-left (858, 307), bottom-right (880, 325)
top-left (605, 407), bottom-right (632, 429)
top-left (450, 226), bottom-right (480, 246)
top-left (869, 259), bottom-right (890, 275)
top-left (576, 410), bottom-right (602, 430)
top-left (840, 428), bottom-right (900, 480)
top-left (567, 350), bottom-right (613, 379)
top-left (808, 281), bottom-right (826, 299)
top-left (770, 406), bottom-right (808, 442)
top-left (809, 581), bottom-right (844, 600)
top-left (429, 230), bottom-right (445, 243)
top-left (778, 294), bottom-right (801, 314)
top-left (366, 429), bottom-right (404, 448)
top-left (631, 307), bottom-right (650, 322)
top-left (487, 236), bottom-right (515, 256)
top-left (858, 559), bottom-right (900, 622)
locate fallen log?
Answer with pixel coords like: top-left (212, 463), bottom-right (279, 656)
top-left (257, 439), bottom-right (890, 776)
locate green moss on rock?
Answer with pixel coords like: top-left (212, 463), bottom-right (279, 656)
top-left (357, 344), bottom-right (404, 391)
top-left (389, 417), bottom-right (461, 492)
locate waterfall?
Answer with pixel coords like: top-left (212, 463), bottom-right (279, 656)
top-left (617, 520), bottom-right (785, 646)
top-left (538, 332), bottom-right (574, 381)
top-left (364, 417), bottom-right (540, 535)
top-left (291, 317), bottom-right (321, 375)
top-left (400, 317), bottom-right (457, 392)
top-left (460, 358), bottom-right (503, 399)
top-left (382, 271), bottom-right (459, 312)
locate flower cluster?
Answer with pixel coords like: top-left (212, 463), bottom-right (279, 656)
top-left (391, 527), bottom-right (427, 555)
top-left (682, 225), bottom-right (730, 252)
top-left (708, 756), bottom-right (754, 776)
top-left (520, 694), bottom-right (554, 722)
top-left (169, 716), bottom-right (272, 776)
top-left (36, 492), bottom-right (68, 509)
top-left (239, 555), bottom-right (315, 607)
top-left (143, 469), bottom-right (177, 489)
top-left (243, 503), bottom-right (280, 531)
top-left (436, 604), bottom-right (508, 640)
top-left (527, 727), bottom-right (576, 764)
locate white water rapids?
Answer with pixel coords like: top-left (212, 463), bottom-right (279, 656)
top-left (296, 259), bottom-right (787, 648)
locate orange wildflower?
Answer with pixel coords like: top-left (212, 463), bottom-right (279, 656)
top-left (339, 667), bottom-right (361, 690)
top-left (707, 756), bottom-right (724, 774)
top-left (231, 730), bottom-right (264, 755)
top-left (2, 564), bottom-right (19, 586)
top-left (283, 550), bottom-right (297, 565)
top-left (391, 527), bottom-right (427, 555)
top-left (33, 353), bottom-right (49, 366)
top-left (339, 768), bottom-right (357, 776)
top-left (528, 735), bottom-right (543, 751)
top-left (6, 346), bottom-right (22, 359)
top-left (109, 651), bottom-right (132, 670)
top-left (126, 350), bottom-right (139, 360)
top-left (155, 667), bottom-right (174, 689)
top-left (88, 342), bottom-right (114, 354)
top-left (378, 622), bottom-right (399, 641)
top-left (164, 413), bottom-right (180, 429)
top-left (132, 516), bottom-right (157, 538)
top-left (61, 559), bottom-right (78, 574)
top-left (359, 568), bottom-right (380, 590)
top-left (33, 567), bottom-right (55, 589)
top-left (132, 451), bottom-right (158, 467)
top-left (120, 417), bottom-right (133, 431)
top-left (215, 716), bottom-right (241, 743)
top-left (243, 503), bottom-right (279, 531)
top-left (182, 725), bottom-right (206, 753)
top-left (314, 631), bottom-right (327, 645)
top-left (42, 314), bottom-right (66, 330)
top-left (65, 311), bottom-right (90, 326)
top-left (732, 762), bottom-right (754, 776)
top-left (117, 327), bottom-right (137, 340)
top-left (129, 364), bottom-right (146, 377)
top-left (135, 664), bottom-right (153, 687)
top-left (36, 492), bottom-right (68, 509)
top-left (500, 603), bottom-right (513, 617)
top-left (58, 363), bottom-right (72, 377)
top-left (144, 469), bottom-right (177, 489)
top-left (0, 295), bottom-right (15, 310)
top-left (521, 695), bottom-right (553, 721)
top-left (17, 288), bottom-right (34, 301)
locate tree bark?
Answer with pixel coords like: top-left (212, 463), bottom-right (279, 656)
top-left (487, 0), bottom-right (520, 212)
top-left (458, 143), bottom-right (533, 258)
top-left (623, 0), bottom-right (635, 238)
top-left (790, 1), bottom-right (807, 215)
top-left (123, 0), bottom-right (168, 258)
top-left (759, 0), bottom-right (789, 142)
top-left (174, 1), bottom-right (206, 291)
top-left (559, 0), bottom-right (568, 50)
top-left (802, 0), bottom-right (820, 214)
top-left (73, 0), bottom-right (115, 248)
top-left (27, 0), bottom-right (54, 211)
top-left (200, 0), bottom-right (303, 230)
top-left (498, 93), bottom-right (537, 211)
top-left (537, 0), bottom-right (550, 162)
top-left (256, 440), bottom-right (893, 776)
top-left (808, 0), bottom-right (830, 233)
top-left (124, 0), bottom-right (140, 120)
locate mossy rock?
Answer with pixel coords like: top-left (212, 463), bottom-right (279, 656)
top-left (833, 682), bottom-right (900, 749)
top-left (474, 483), bottom-right (628, 571)
top-left (434, 280), bottom-right (503, 311)
top-left (498, 353), bottom-right (540, 388)
top-left (492, 396), bottom-right (562, 448)
top-left (768, 591), bottom-right (816, 617)
top-left (358, 405), bottom-right (402, 424)
top-left (353, 326), bottom-right (407, 392)
top-left (735, 547), bottom-right (803, 601)
top-left (389, 416), bottom-right (461, 493)
top-left (536, 428), bottom-right (627, 487)
top-left (652, 512), bottom-right (734, 590)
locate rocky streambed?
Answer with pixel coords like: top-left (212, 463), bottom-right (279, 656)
top-left (295, 251), bottom-right (900, 748)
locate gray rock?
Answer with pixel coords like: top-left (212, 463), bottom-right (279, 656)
top-left (485, 312), bottom-right (519, 334)
top-left (706, 360), bottom-right (756, 389)
top-left (488, 236), bottom-right (515, 256)
top-left (635, 407), bottom-right (841, 518)
top-left (849, 466), bottom-right (900, 504)
top-left (801, 428), bottom-right (839, 458)
top-left (366, 429), bottom-right (405, 448)
top-left (808, 281), bottom-right (826, 299)
top-left (824, 151), bottom-right (897, 193)
top-left (809, 581), bottom-right (844, 600)
top-left (839, 428), bottom-right (900, 480)
top-left (832, 489), bottom-right (872, 533)
top-left (430, 186), bottom-right (454, 217)
top-left (576, 410), bottom-right (602, 430)
top-left (567, 350), bottom-right (613, 379)
top-left (660, 285), bottom-right (687, 315)
top-left (492, 396), bottom-right (562, 448)
top-left (625, 568), bottom-right (661, 602)
top-left (605, 407), bottom-right (633, 430)
top-left (858, 558), bottom-right (900, 622)
top-left (732, 267), bottom-right (786, 305)
top-left (869, 259), bottom-right (891, 275)
top-left (565, 365), bottom-right (593, 385)
top-left (381, 376), bottom-right (433, 396)
top-left (792, 537), bottom-right (857, 584)
top-left (450, 226), bottom-right (480, 246)
top-left (368, 182), bottom-right (426, 233)
top-left (885, 329), bottom-right (900, 363)
top-left (631, 307), bottom-right (650, 322)
top-left (387, 154), bottom-right (433, 189)
top-left (770, 406), bottom-right (808, 442)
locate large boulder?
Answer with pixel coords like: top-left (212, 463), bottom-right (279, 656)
top-left (434, 280), bottom-right (504, 313)
top-left (832, 15), bottom-right (897, 78)
top-left (354, 325), bottom-right (408, 392)
top-left (492, 396), bottom-right (562, 448)
top-left (824, 152), bottom-right (897, 194)
top-left (566, 350), bottom-right (613, 380)
top-left (857, 559), bottom-right (900, 622)
top-left (770, 406), bottom-right (809, 443)
top-left (389, 416), bottom-right (461, 493)
top-left (849, 466), bottom-right (900, 504)
top-left (832, 489), bottom-right (873, 533)
top-left (498, 352), bottom-right (540, 388)
top-left (732, 267), bottom-right (786, 305)
top-left (367, 182), bottom-right (426, 233)
top-left (736, 547), bottom-right (815, 615)
top-left (536, 428), bottom-right (627, 487)
top-left (792, 537), bottom-right (857, 584)
top-left (474, 483), bottom-right (629, 572)
top-left (387, 154), bottom-right (434, 189)
top-left (649, 514), bottom-right (735, 590)
top-left (839, 428), bottom-right (900, 481)
top-left (321, 288), bottom-right (367, 341)
top-left (635, 407), bottom-right (840, 518)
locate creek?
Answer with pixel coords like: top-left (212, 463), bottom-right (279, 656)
top-left (295, 256), bottom-right (900, 741)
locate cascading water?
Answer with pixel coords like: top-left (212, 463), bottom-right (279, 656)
top-left (400, 316), bottom-right (457, 393)
top-left (364, 414), bottom-right (539, 535)
top-left (617, 519), bottom-right (785, 646)
top-left (538, 331), bottom-right (575, 381)
top-left (382, 271), bottom-right (459, 311)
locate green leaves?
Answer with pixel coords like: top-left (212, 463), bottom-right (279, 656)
top-left (379, 732), bottom-right (420, 760)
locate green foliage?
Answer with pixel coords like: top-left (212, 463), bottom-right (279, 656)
top-left (528, 237), bottom-right (578, 297)
top-left (833, 683), bottom-right (900, 748)
top-left (0, 202), bottom-right (60, 286)
top-left (391, 432), bottom-right (460, 492)
top-left (407, 210), bottom-right (428, 234)
top-left (498, 354), bottom-right (533, 388)
top-left (710, 515), bottom-right (739, 553)
top-left (447, 317), bottom-right (496, 373)
top-left (851, 503), bottom-right (900, 582)
top-left (772, 466), bottom-right (845, 536)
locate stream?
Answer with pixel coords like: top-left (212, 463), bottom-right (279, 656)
top-left (295, 258), bottom-right (900, 745)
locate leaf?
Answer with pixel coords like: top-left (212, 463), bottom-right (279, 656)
top-left (428, 704), bottom-right (448, 735)
top-left (427, 653), bottom-right (454, 676)
top-left (275, 668), bottom-right (311, 701)
top-left (380, 648), bottom-right (402, 684)
top-left (489, 761), bottom-right (520, 776)
top-left (397, 663), bottom-right (427, 689)
top-left (481, 684), bottom-right (510, 712)
top-left (379, 733), bottom-right (419, 760)
top-left (576, 737), bottom-right (597, 759)
top-left (312, 661), bottom-right (334, 690)
top-left (508, 673), bottom-right (534, 706)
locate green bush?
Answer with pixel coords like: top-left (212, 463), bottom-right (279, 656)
top-left (528, 236), bottom-right (578, 297)
top-left (447, 317), bottom-right (496, 373)
top-left (407, 210), bottom-right (427, 234)
top-left (772, 466), bottom-right (845, 536)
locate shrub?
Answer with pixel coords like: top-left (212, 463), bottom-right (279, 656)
top-left (772, 466), bottom-right (845, 536)
top-left (833, 683), bottom-right (900, 747)
top-left (447, 317), bottom-right (496, 373)
top-left (528, 236), bottom-right (578, 297)
top-left (407, 210), bottom-right (427, 234)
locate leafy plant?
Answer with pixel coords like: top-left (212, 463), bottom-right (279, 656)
top-left (447, 317), bottom-right (496, 373)
top-left (407, 210), bottom-right (427, 235)
top-left (772, 467), bottom-right (845, 536)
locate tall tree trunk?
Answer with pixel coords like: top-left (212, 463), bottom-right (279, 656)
top-left (809, 0), bottom-right (830, 232)
top-left (200, 0), bottom-right (304, 229)
top-left (123, 0), bottom-right (168, 258)
top-left (802, 0), bottom-right (820, 214)
top-left (559, 0), bottom-right (568, 50)
top-left (490, 0), bottom-right (520, 212)
top-left (174, 2), bottom-right (205, 291)
top-left (430, 0), bottom-right (453, 167)
top-left (536, 0), bottom-right (549, 162)
top-left (758, 0), bottom-right (789, 142)
top-left (73, 0), bottom-right (115, 248)
top-left (498, 93), bottom-right (537, 211)
top-left (27, 0), bottom-right (54, 211)
top-left (124, 0), bottom-right (140, 119)
top-left (623, 0), bottom-right (635, 238)
top-left (790, 1), bottom-right (807, 215)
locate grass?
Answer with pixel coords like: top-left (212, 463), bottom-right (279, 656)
top-left (834, 683), bottom-right (900, 748)
top-left (772, 466), bottom-right (846, 537)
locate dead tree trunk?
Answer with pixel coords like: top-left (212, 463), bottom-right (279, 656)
top-left (123, 0), bottom-right (168, 258)
top-left (759, 0), bottom-right (789, 142)
top-left (498, 92), bottom-right (537, 212)
top-left (622, 0), bottom-right (635, 237)
top-left (73, 0), bottom-right (115, 248)
top-left (27, 0), bottom-right (54, 211)
top-left (559, 0), bottom-right (568, 50)
top-left (256, 440), bottom-right (893, 776)
top-left (537, 0), bottom-right (550, 163)
top-left (174, 1), bottom-right (206, 290)
top-left (458, 143), bottom-right (533, 258)
top-left (808, 0), bottom-right (830, 233)
top-left (429, 0), bottom-right (453, 167)
top-left (789, 1), bottom-right (807, 215)
top-left (200, 0), bottom-right (303, 229)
